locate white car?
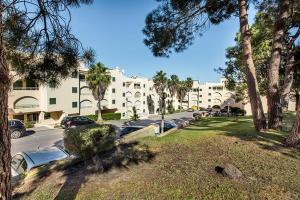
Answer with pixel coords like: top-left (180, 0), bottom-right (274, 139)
top-left (11, 147), bottom-right (69, 178)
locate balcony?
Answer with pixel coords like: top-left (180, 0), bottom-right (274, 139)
top-left (13, 87), bottom-right (39, 90)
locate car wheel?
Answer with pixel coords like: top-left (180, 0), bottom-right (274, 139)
top-left (11, 130), bottom-right (22, 139)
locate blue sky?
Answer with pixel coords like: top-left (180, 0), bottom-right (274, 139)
top-left (70, 0), bottom-right (255, 83)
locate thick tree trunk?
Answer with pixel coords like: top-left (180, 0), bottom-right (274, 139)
top-left (281, 52), bottom-right (294, 111)
top-left (97, 99), bottom-right (102, 121)
top-left (285, 97), bottom-right (300, 147)
top-left (0, 2), bottom-right (12, 198)
top-left (267, 0), bottom-right (289, 130)
top-left (296, 93), bottom-right (300, 111)
top-left (238, 0), bottom-right (267, 132)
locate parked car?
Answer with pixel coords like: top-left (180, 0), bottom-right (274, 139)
top-left (61, 116), bottom-right (95, 128)
top-left (120, 126), bottom-right (145, 137)
top-left (9, 119), bottom-right (26, 139)
top-left (187, 108), bottom-right (194, 112)
top-left (156, 121), bottom-right (177, 132)
top-left (11, 147), bottom-right (69, 178)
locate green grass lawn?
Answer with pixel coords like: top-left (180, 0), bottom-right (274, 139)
top-left (14, 114), bottom-right (300, 200)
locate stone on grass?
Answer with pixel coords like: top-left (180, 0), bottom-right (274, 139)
top-left (215, 164), bottom-right (243, 179)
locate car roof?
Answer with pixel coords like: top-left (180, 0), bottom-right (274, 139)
top-left (22, 147), bottom-right (68, 167)
top-left (122, 126), bottom-right (145, 128)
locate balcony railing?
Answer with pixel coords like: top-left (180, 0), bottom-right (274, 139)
top-left (134, 86), bottom-right (141, 89)
top-left (15, 104), bottom-right (39, 109)
top-left (13, 87), bottom-right (39, 90)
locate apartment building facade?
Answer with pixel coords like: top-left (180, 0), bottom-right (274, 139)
top-left (9, 66), bottom-right (295, 124)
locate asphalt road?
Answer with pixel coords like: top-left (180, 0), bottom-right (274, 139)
top-left (11, 112), bottom-right (193, 155)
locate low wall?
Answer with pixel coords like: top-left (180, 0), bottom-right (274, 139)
top-left (122, 125), bottom-right (157, 142)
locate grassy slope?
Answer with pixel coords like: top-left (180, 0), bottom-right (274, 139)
top-left (14, 113), bottom-right (300, 200)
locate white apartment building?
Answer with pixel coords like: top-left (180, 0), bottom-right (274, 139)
top-left (9, 65), bottom-right (294, 125)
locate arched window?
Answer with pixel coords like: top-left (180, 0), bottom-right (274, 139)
top-left (134, 92), bottom-right (141, 98)
top-left (14, 97), bottom-right (39, 109)
top-left (80, 100), bottom-right (92, 108)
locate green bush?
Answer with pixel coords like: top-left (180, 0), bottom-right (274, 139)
top-left (231, 107), bottom-right (246, 116)
top-left (64, 124), bottom-right (116, 159)
top-left (102, 113), bottom-right (121, 120)
top-left (86, 113), bottom-right (121, 121)
top-left (25, 121), bottom-right (35, 128)
top-left (131, 106), bottom-right (139, 121)
top-left (86, 115), bottom-right (97, 121)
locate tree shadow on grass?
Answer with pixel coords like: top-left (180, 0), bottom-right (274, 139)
top-left (186, 117), bottom-right (300, 160)
top-left (54, 141), bottom-right (155, 200)
top-left (12, 141), bottom-right (155, 200)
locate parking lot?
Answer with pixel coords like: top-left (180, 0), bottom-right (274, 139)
top-left (11, 112), bottom-right (193, 155)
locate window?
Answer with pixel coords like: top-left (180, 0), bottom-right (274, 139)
top-left (143, 84), bottom-right (145, 88)
top-left (208, 93), bottom-right (211, 96)
top-left (143, 93), bottom-right (145, 96)
top-left (123, 103), bottom-right (125, 107)
top-left (200, 89), bottom-right (202, 91)
top-left (44, 112), bottom-right (50, 120)
top-left (123, 82), bottom-right (125, 87)
top-left (48, 81), bottom-right (56, 88)
top-left (199, 101), bottom-right (202, 103)
top-left (122, 113), bottom-right (125, 117)
top-left (143, 101), bottom-right (145, 105)
top-left (71, 71), bottom-right (78, 78)
top-left (112, 88), bottom-right (115, 93)
top-left (123, 93), bottom-right (125, 97)
top-left (112, 100), bottom-right (116, 104)
top-left (208, 99), bottom-right (211, 102)
top-left (209, 87), bottom-right (211, 89)
top-left (200, 95), bottom-right (203, 97)
top-left (72, 87), bottom-right (78, 93)
top-left (49, 98), bottom-right (56, 105)
top-left (79, 74), bottom-right (85, 81)
top-left (72, 102), bottom-right (78, 108)
top-left (112, 77), bottom-right (116, 82)
top-left (143, 109), bottom-right (145, 113)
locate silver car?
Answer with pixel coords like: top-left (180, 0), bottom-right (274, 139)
top-left (11, 147), bottom-right (69, 178)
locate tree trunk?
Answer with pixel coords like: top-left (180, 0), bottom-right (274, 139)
top-left (238, 0), bottom-right (267, 132)
top-left (267, 0), bottom-right (289, 130)
top-left (285, 97), bottom-right (300, 147)
top-left (296, 93), bottom-right (299, 111)
top-left (97, 99), bottom-right (102, 121)
top-left (281, 52), bottom-right (294, 111)
top-left (0, 1), bottom-right (12, 198)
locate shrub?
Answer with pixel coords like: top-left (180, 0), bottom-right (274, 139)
top-left (64, 124), bottom-right (116, 159)
top-left (25, 121), bottom-right (35, 128)
top-left (231, 107), bottom-right (246, 116)
top-left (86, 115), bottom-right (97, 121)
top-left (131, 106), bottom-right (139, 121)
top-left (167, 104), bottom-right (175, 114)
top-left (86, 113), bottom-right (121, 121)
top-left (103, 113), bottom-right (121, 120)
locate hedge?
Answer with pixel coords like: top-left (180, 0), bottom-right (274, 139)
top-left (86, 113), bottom-right (121, 121)
top-left (64, 124), bottom-right (116, 159)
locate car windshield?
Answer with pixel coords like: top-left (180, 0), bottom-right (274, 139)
top-left (11, 154), bottom-right (27, 174)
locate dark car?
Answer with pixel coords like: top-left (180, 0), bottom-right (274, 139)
top-left (61, 116), bottom-right (95, 128)
top-left (9, 119), bottom-right (26, 139)
top-left (120, 126), bottom-right (145, 137)
top-left (156, 121), bottom-right (177, 132)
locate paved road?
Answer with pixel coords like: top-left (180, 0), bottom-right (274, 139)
top-left (11, 127), bottom-right (64, 155)
top-left (11, 112), bottom-right (193, 155)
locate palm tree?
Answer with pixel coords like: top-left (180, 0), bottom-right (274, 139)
top-left (153, 70), bottom-right (168, 134)
top-left (176, 80), bottom-right (189, 110)
top-left (86, 62), bottom-right (111, 121)
top-left (186, 77), bottom-right (193, 109)
top-left (167, 74), bottom-right (179, 111)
